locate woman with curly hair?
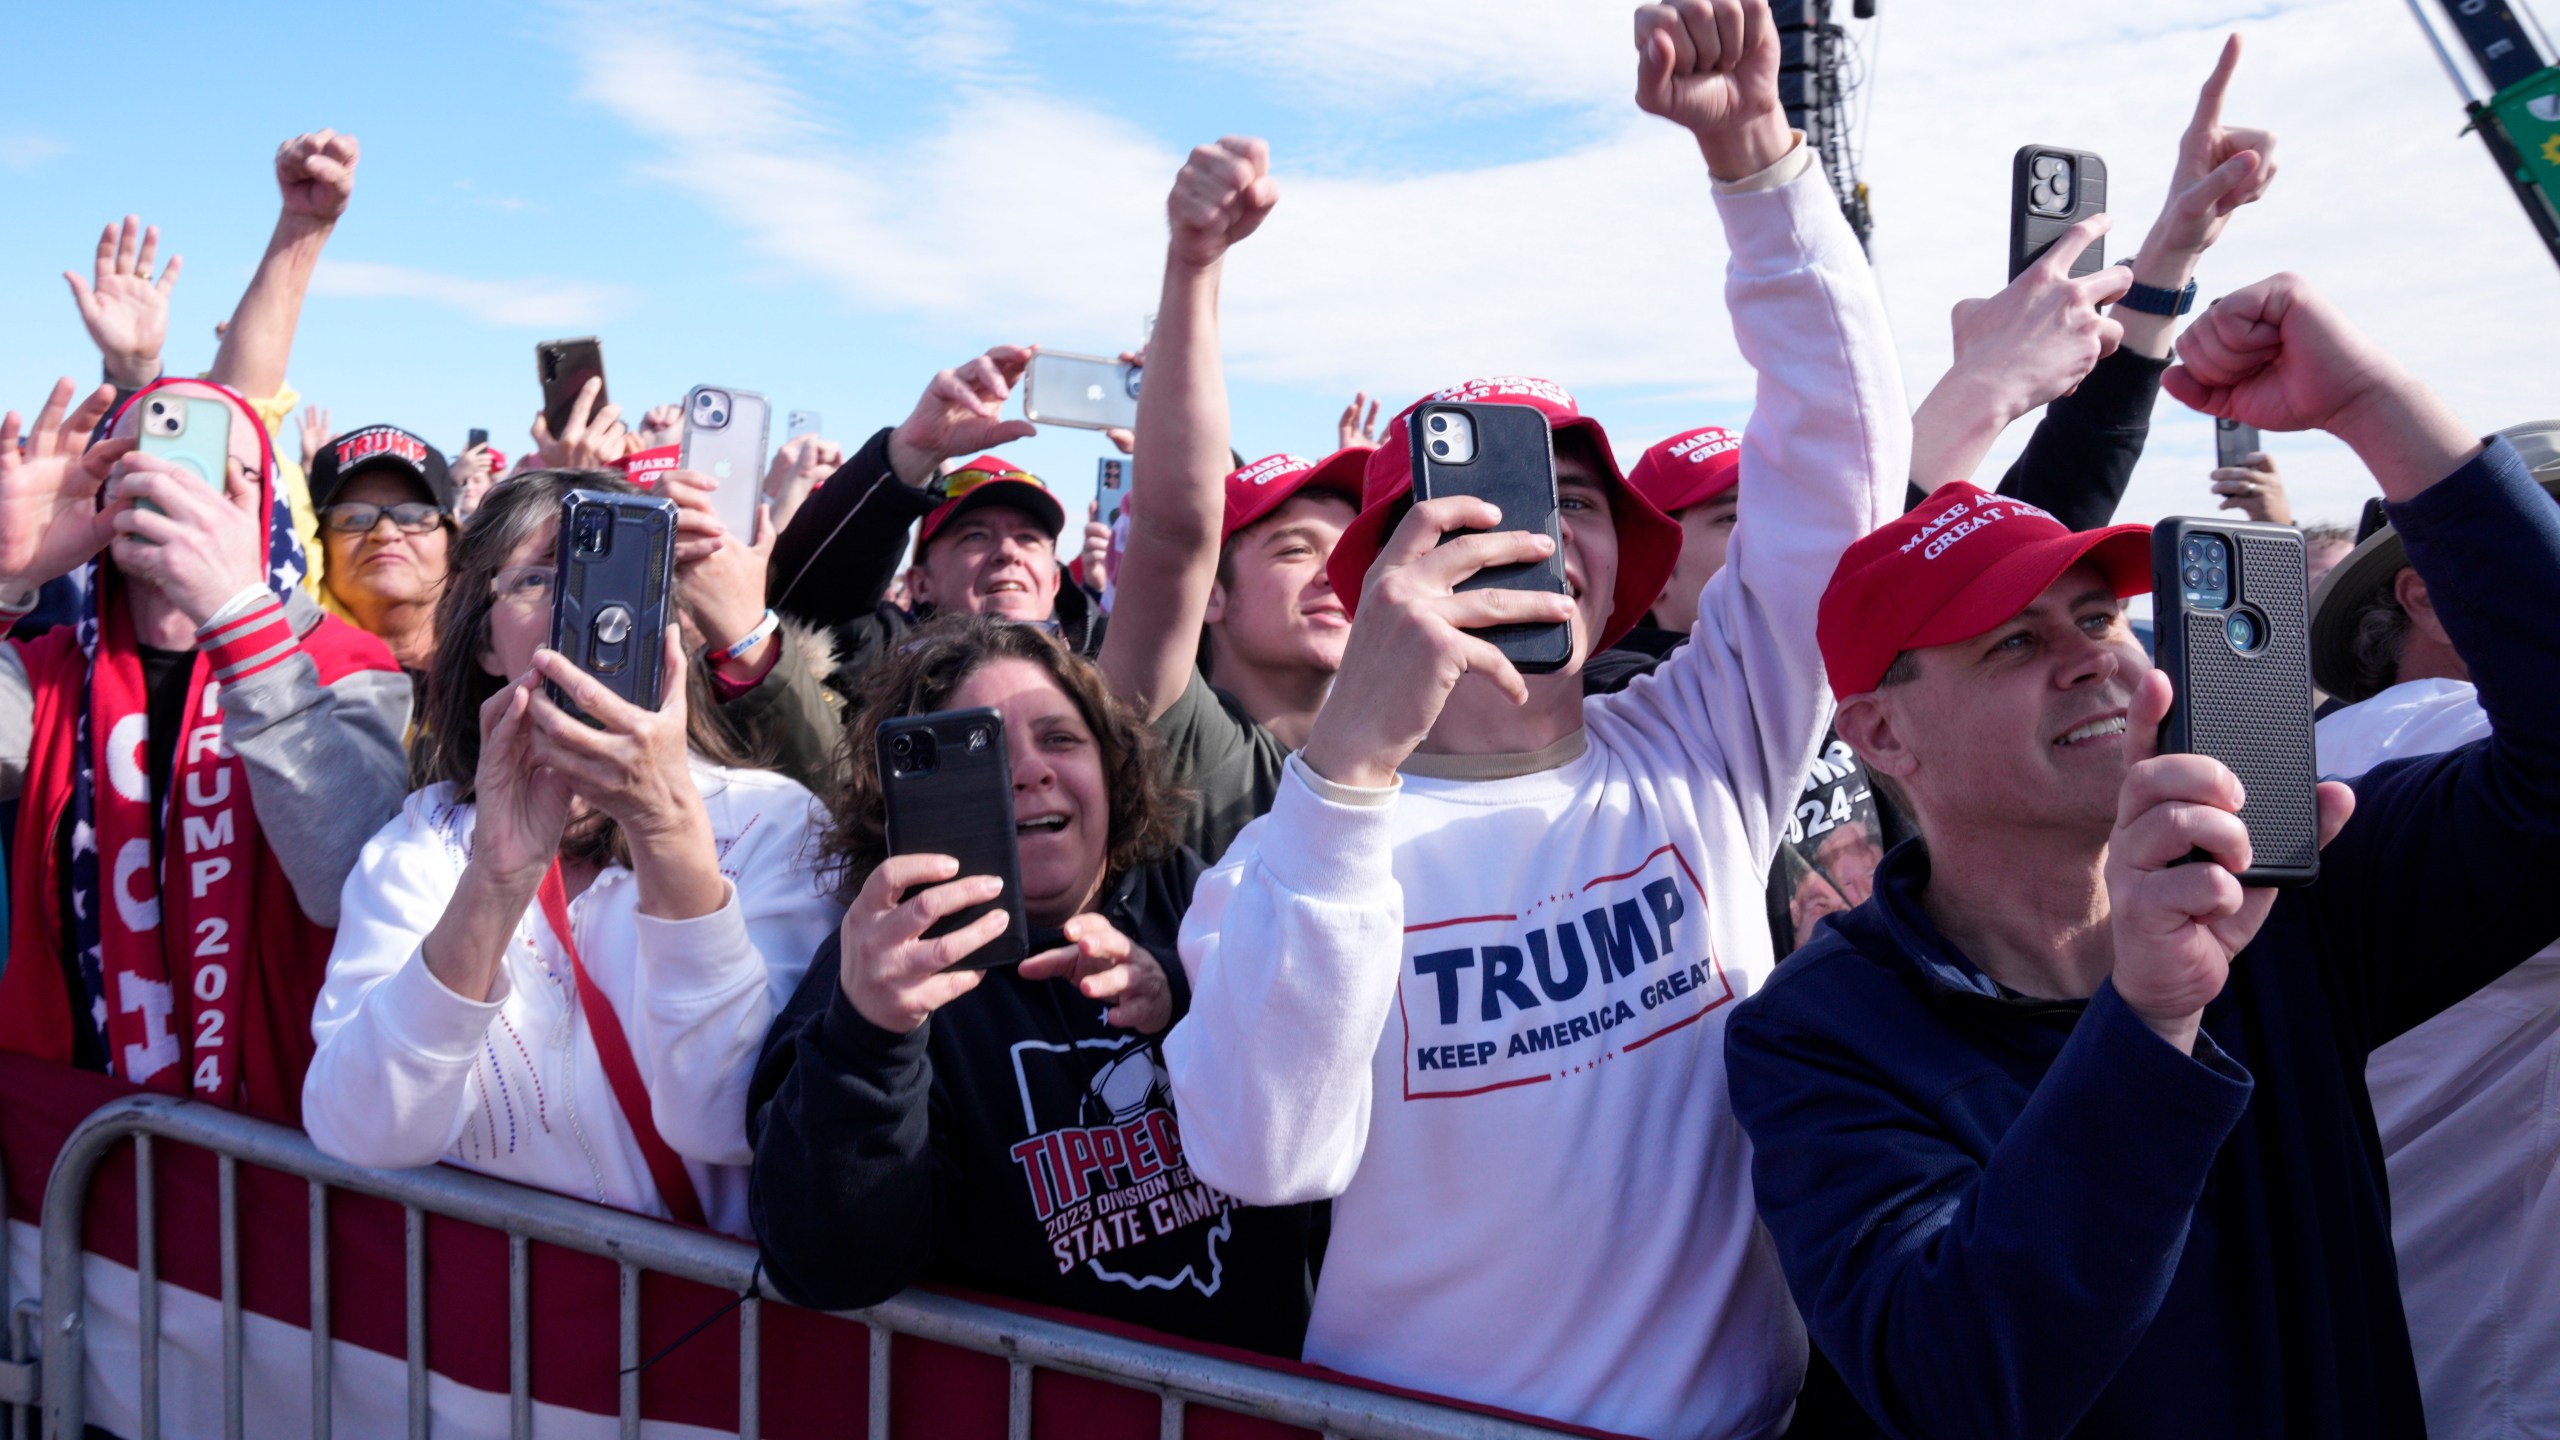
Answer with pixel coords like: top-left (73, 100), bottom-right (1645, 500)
top-left (747, 613), bottom-right (1311, 1356)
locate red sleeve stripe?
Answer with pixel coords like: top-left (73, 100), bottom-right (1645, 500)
top-left (200, 599), bottom-right (301, 683)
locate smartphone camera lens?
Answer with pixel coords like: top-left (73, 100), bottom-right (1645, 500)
top-left (890, 734), bottom-right (915, 761)
top-left (2184, 566), bottom-right (2204, 588)
top-left (1428, 415), bottom-right (1450, 434)
top-left (2226, 609), bottom-right (2263, 653)
top-left (572, 508), bottom-right (611, 557)
top-left (1430, 439), bottom-right (1451, 458)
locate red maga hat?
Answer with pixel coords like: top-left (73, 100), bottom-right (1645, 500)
top-left (917, 455), bottom-right (1066, 551)
top-left (1817, 483), bottom-right (2151, 700)
top-left (1325, 378), bottom-right (1680, 654)
top-left (1221, 446), bottom-right (1369, 545)
top-left (1625, 425), bottom-right (1741, 516)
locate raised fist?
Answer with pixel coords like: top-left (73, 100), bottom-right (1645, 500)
top-left (1168, 137), bottom-right (1278, 270)
top-left (1633, 0), bottom-right (1790, 179)
top-left (276, 130), bottom-right (360, 226)
top-left (2164, 273), bottom-right (2397, 436)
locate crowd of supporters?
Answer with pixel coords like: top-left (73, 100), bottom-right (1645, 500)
top-left (5, 3), bottom-right (2558, 1437)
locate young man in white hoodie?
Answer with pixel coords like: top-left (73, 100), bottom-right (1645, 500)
top-left (1160, 3), bottom-right (1906, 1434)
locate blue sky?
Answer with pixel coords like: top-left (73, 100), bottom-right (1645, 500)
top-left (6, 0), bottom-right (2557, 547)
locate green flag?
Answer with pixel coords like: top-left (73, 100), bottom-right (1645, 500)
top-left (2488, 65), bottom-right (2560, 198)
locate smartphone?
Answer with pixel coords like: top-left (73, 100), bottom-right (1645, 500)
top-left (2150, 518), bottom-right (2320, 887)
top-left (877, 707), bottom-right (1030, 971)
top-left (1023, 351), bottom-right (1141, 432)
top-left (678, 385), bottom-right (772, 536)
top-left (467, 427), bottom-right (490, 452)
top-left (536, 338), bottom-right (608, 439)
top-left (2215, 416), bottom-right (2261, 471)
top-left (1095, 457), bottom-right (1131, 530)
top-left (1407, 401), bottom-right (1572, 674)
top-left (786, 410), bottom-right (822, 442)
top-left (548, 490), bottom-right (677, 722)
top-left (2009, 146), bottom-right (2108, 280)
top-left (135, 392), bottom-right (234, 488)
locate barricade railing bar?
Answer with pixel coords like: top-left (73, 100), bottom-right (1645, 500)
top-left (32, 1094), bottom-right (1574, 1440)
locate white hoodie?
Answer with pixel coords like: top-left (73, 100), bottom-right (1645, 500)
top-left (1163, 151), bottom-right (1905, 1440)
top-left (304, 764), bottom-right (840, 1238)
top-left (2321, 678), bottom-right (2560, 1440)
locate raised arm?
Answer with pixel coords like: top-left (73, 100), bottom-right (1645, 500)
top-left (766, 348), bottom-right (1036, 629)
top-left (207, 131), bottom-right (358, 400)
top-left (1618, 0), bottom-right (1908, 852)
top-left (1098, 138), bottom-right (1278, 721)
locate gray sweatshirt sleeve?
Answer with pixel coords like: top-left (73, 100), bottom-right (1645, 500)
top-left (208, 590), bottom-right (413, 926)
top-left (0, 643), bottom-right (31, 803)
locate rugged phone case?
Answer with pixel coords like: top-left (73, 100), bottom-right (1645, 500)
top-left (2009, 147), bottom-right (2108, 280)
top-left (2151, 517), bottom-right (2321, 887)
top-left (135, 393), bottom-right (234, 489)
top-left (878, 707), bottom-right (1030, 970)
top-left (1409, 400), bottom-right (1573, 674)
top-left (536, 338), bottom-right (608, 438)
top-left (678, 385), bottom-right (772, 537)
top-left (548, 490), bottom-right (677, 722)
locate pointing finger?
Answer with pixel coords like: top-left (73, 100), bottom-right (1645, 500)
top-left (2191, 34), bottom-right (2242, 135)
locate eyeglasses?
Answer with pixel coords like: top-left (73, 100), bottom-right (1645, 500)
top-left (490, 565), bottom-right (556, 606)
top-left (324, 500), bottom-right (443, 534)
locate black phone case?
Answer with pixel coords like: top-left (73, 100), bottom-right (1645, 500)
top-left (2151, 518), bottom-right (2320, 887)
top-left (2215, 416), bottom-right (2262, 470)
top-left (877, 708), bottom-right (1030, 971)
top-left (2009, 147), bottom-right (2108, 280)
top-left (547, 491), bottom-right (676, 722)
top-left (537, 338), bottom-right (608, 437)
top-left (1409, 401), bottom-right (1572, 674)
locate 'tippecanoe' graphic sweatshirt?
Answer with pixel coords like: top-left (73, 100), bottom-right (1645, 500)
top-left (1163, 149), bottom-right (1906, 1439)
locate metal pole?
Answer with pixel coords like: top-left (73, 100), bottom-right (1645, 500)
top-left (309, 1181), bottom-right (331, 1440)
top-left (2405, 0), bottom-right (2480, 99)
top-left (404, 1205), bottom-right (426, 1440)
top-left (216, 1157), bottom-right (241, 1440)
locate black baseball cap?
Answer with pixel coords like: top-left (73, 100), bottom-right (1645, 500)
top-left (309, 425), bottom-right (455, 512)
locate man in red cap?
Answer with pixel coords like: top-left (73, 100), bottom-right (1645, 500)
top-left (1580, 424), bottom-right (1743, 692)
top-left (1724, 273), bottom-right (2560, 1437)
top-left (1163, 7), bottom-right (1906, 1433)
top-left (1095, 134), bottom-right (1369, 860)
top-left (766, 348), bottom-right (1098, 690)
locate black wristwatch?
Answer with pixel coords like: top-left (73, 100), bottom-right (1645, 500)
top-left (2117, 274), bottom-right (2198, 317)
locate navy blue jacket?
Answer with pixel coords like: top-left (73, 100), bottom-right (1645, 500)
top-left (1726, 438), bottom-right (2560, 1440)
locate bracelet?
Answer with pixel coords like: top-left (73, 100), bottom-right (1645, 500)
top-left (2117, 276), bottom-right (2198, 317)
top-left (706, 609), bottom-right (779, 668)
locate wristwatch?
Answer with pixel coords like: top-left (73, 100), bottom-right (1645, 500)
top-left (2117, 274), bottom-right (2198, 317)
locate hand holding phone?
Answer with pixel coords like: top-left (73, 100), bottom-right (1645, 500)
top-left (1407, 401), bottom-right (1572, 674)
top-left (877, 708), bottom-right (1030, 971)
top-left (536, 338), bottom-right (608, 439)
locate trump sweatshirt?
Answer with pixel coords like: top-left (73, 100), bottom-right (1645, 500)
top-left (1163, 150), bottom-right (1906, 1440)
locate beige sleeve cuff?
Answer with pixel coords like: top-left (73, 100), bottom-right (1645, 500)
top-left (1711, 132), bottom-right (1814, 195)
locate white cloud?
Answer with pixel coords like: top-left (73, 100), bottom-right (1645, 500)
top-left (564, 0), bottom-right (2560, 528)
top-left (311, 260), bottom-right (630, 329)
top-left (0, 134), bottom-right (67, 171)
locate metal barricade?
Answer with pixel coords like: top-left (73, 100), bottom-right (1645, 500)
top-left (36, 1094), bottom-right (1569, 1440)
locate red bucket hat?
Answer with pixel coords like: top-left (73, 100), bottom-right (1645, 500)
top-left (1626, 425), bottom-right (1741, 516)
top-left (917, 455), bottom-right (1066, 552)
top-left (1325, 378), bottom-right (1680, 653)
top-left (1221, 446), bottom-right (1369, 544)
top-left (1817, 483), bottom-right (2151, 700)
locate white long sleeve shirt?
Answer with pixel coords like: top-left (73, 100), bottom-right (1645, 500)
top-left (303, 764), bottom-right (840, 1239)
top-left (2321, 678), bottom-right (2560, 1440)
top-left (1163, 151), bottom-right (1905, 1440)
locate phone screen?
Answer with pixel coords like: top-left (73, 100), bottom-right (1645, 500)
top-left (1095, 457), bottom-right (1130, 529)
